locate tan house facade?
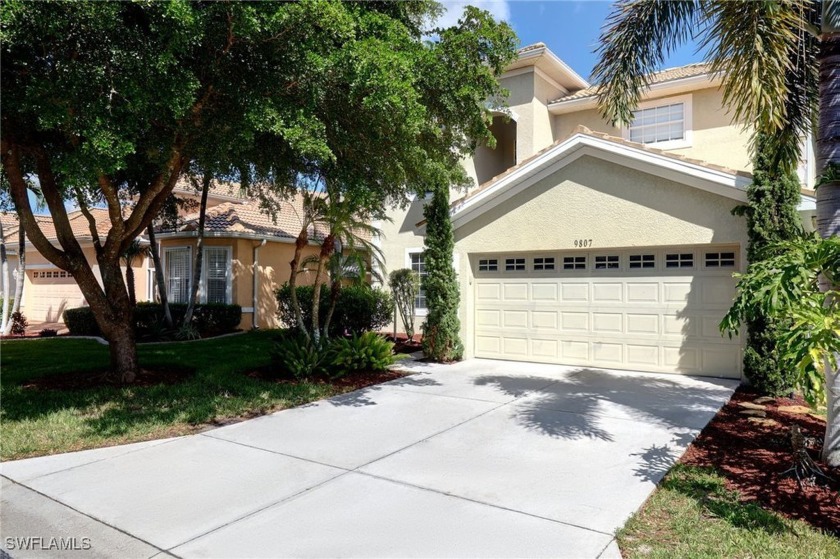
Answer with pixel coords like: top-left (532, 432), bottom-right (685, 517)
top-left (378, 43), bottom-right (818, 379)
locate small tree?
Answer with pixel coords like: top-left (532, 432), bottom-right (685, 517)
top-left (733, 136), bottom-right (803, 395)
top-left (421, 184), bottom-right (463, 362)
top-left (390, 268), bottom-right (420, 340)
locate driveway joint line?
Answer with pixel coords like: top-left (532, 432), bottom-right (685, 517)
top-left (355, 470), bottom-right (615, 537)
top-left (596, 537), bottom-right (618, 559)
top-left (197, 432), bottom-right (354, 471)
top-left (164, 469), bottom-right (356, 553)
top-left (0, 474), bottom-right (168, 556)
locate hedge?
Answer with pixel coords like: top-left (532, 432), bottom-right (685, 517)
top-left (63, 303), bottom-right (242, 338)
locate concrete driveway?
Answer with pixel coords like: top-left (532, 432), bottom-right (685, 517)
top-left (1, 359), bottom-right (737, 558)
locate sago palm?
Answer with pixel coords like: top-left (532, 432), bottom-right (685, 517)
top-left (592, 0), bottom-right (839, 465)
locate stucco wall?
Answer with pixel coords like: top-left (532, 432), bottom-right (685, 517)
top-left (553, 88), bottom-right (752, 173)
top-left (452, 155), bottom-right (749, 357)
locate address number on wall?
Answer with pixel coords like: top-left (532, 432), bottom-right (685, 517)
top-left (573, 239), bottom-right (593, 248)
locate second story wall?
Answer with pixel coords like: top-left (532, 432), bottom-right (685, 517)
top-left (552, 87), bottom-right (753, 173)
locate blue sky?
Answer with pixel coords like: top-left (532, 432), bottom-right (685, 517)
top-left (437, 1), bottom-right (705, 82)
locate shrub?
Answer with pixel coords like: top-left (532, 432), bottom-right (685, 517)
top-left (10, 312), bottom-right (28, 336)
top-left (328, 331), bottom-right (395, 377)
top-left (63, 303), bottom-right (241, 338)
top-left (63, 307), bottom-right (100, 336)
top-left (275, 284), bottom-right (393, 336)
top-left (175, 322), bottom-right (201, 341)
top-left (330, 285), bottom-right (394, 336)
top-left (39, 328), bottom-right (58, 338)
top-left (270, 331), bottom-right (329, 380)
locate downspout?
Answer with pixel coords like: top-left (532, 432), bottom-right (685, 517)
top-left (252, 239), bottom-right (266, 329)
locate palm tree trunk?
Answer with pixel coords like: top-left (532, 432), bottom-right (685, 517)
top-left (126, 264), bottom-right (136, 306)
top-left (310, 233), bottom-right (335, 343)
top-left (817, 24), bottom-right (840, 467)
top-left (184, 172), bottom-right (211, 324)
top-left (288, 226), bottom-right (310, 339)
top-left (0, 219), bottom-right (10, 334)
top-left (146, 225), bottom-right (173, 329)
top-left (322, 280), bottom-right (341, 339)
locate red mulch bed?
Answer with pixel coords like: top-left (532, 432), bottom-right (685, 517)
top-left (20, 366), bottom-right (195, 391)
top-left (681, 386), bottom-right (840, 535)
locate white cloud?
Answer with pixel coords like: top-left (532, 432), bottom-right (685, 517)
top-left (432, 1), bottom-right (512, 29)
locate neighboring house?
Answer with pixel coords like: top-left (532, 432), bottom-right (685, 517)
top-left (377, 43), bottom-right (818, 379)
top-left (1, 183), bottom-right (323, 329)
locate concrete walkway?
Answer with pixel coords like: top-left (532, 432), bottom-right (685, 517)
top-left (1, 359), bottom-right (738, 558)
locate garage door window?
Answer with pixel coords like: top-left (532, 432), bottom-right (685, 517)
top-left (629, 254), bottom-right (655, 269)
top-left (533, 257), bottom-right (555, 271)
top-left (594, 255), bottom-right (620, 270)
top-left (478, 259), bottom-right (498, 272)
top-left (704, 252), bottom-right (736, 268)
top-left (165, 247), bottom-right (191, 303)
top-left (665, 253), bottom-right (694, 268)
top-left (563, 256), bottom-right (586, 270)
top-left (505, 258), bottom-right (525, 271)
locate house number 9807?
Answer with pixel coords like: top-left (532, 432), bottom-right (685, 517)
top-left (574, 239), bottom-right (593, 248)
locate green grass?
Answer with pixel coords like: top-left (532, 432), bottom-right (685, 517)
top-left (0, 331), bottom-right (366, 461)
top-left (618, 464), bottom-right (840, 559)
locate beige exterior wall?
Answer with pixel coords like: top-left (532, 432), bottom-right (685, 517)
top-left (451, 155), bottom-right (748, 358)
top-left (553, 88), bottom-right (752, 173)
top-left (158, 236), bottom-right (320, 330)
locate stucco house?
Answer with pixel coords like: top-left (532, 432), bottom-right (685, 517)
top-left (377, 43), bottom-right (818, 380)
top-left (1, 184), bottom-right (323, 329)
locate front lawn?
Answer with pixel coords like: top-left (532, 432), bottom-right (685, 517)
top-left (0, 331), bottom-right (397, 460)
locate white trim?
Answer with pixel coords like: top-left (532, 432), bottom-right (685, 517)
top-left (450, 132), bottom-right (752, 231)
top-left (201, 245), bottom-right (233, 305)
top-left (620, 93), bottom-right (693, 150)
top-left (241, 306), bottom-right (255, 313)
top-left (511, 45), bottom-right (590, 90)
top-left (548, 73), bottom-right (721, 115)
top-left (405, 247), bottom-right (428, 317)
top-left (155, 231), bottom-right (309, 245)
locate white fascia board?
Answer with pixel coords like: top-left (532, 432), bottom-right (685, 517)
top-left (451, 134), bottom-right (750, 230)
top-left (154, 231), bottom-right (305, 245)
top-left (548, 74), bottom-right (720, 115)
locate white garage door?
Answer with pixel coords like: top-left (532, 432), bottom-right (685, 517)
top-left (28, 269), bottom-right (85, 322)
top-left (472, 246), bottom-right (742, 378)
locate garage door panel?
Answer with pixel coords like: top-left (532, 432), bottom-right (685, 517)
top-left (472, 246), bottom-right (742, 378)
top-left (531, 283), bottom-right (558, 301)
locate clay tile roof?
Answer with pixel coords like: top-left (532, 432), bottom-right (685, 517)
top-left (550, 62), bottom-right (715, 104)
top-left (0, 208), bottom-right (120, 245)
top-left (172, 178), bottom-right (248, 202)
top-left (448, 125), bottom-right (755, 211)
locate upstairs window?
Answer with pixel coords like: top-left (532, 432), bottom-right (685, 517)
top-left (626, 95), bottom-right (692, 148)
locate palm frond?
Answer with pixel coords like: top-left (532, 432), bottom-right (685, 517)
top-left (704, 0), bottom-right (817, 170)
top-left (592, 0), bottom-right (702, 126)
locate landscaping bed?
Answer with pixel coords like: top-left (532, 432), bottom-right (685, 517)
top-left (619, 386), bottom-right (840, 558)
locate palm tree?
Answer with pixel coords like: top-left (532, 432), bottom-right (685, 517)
top-left (121, 239), bottom-right (150, 307)
top-left (592, 0), bottom-right (839, 465)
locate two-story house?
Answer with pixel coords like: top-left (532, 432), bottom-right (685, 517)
top-left (378, 43), bottom-right (817, 379)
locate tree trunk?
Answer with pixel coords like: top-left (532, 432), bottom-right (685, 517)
top-left (125, 264), bottom-right (137, 307)
top-left (322, 280), bottom-right (341, 339)
top-left (8, 220), bottom-right (25, 330)
top-left (0, 219), bottom-right (10, 333)
top-left (185, 172), bottom-right (211, 324)
top-left (147, 225), bottom-right (173, 329)
top-left (104, 309), bottom-right (139, 384)
top-left (288, 226), bottom-right (310, 339)
top-left (817, 27), bottom-right (840, 466)
top-left (310, 233), bottom-right (335, 343)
